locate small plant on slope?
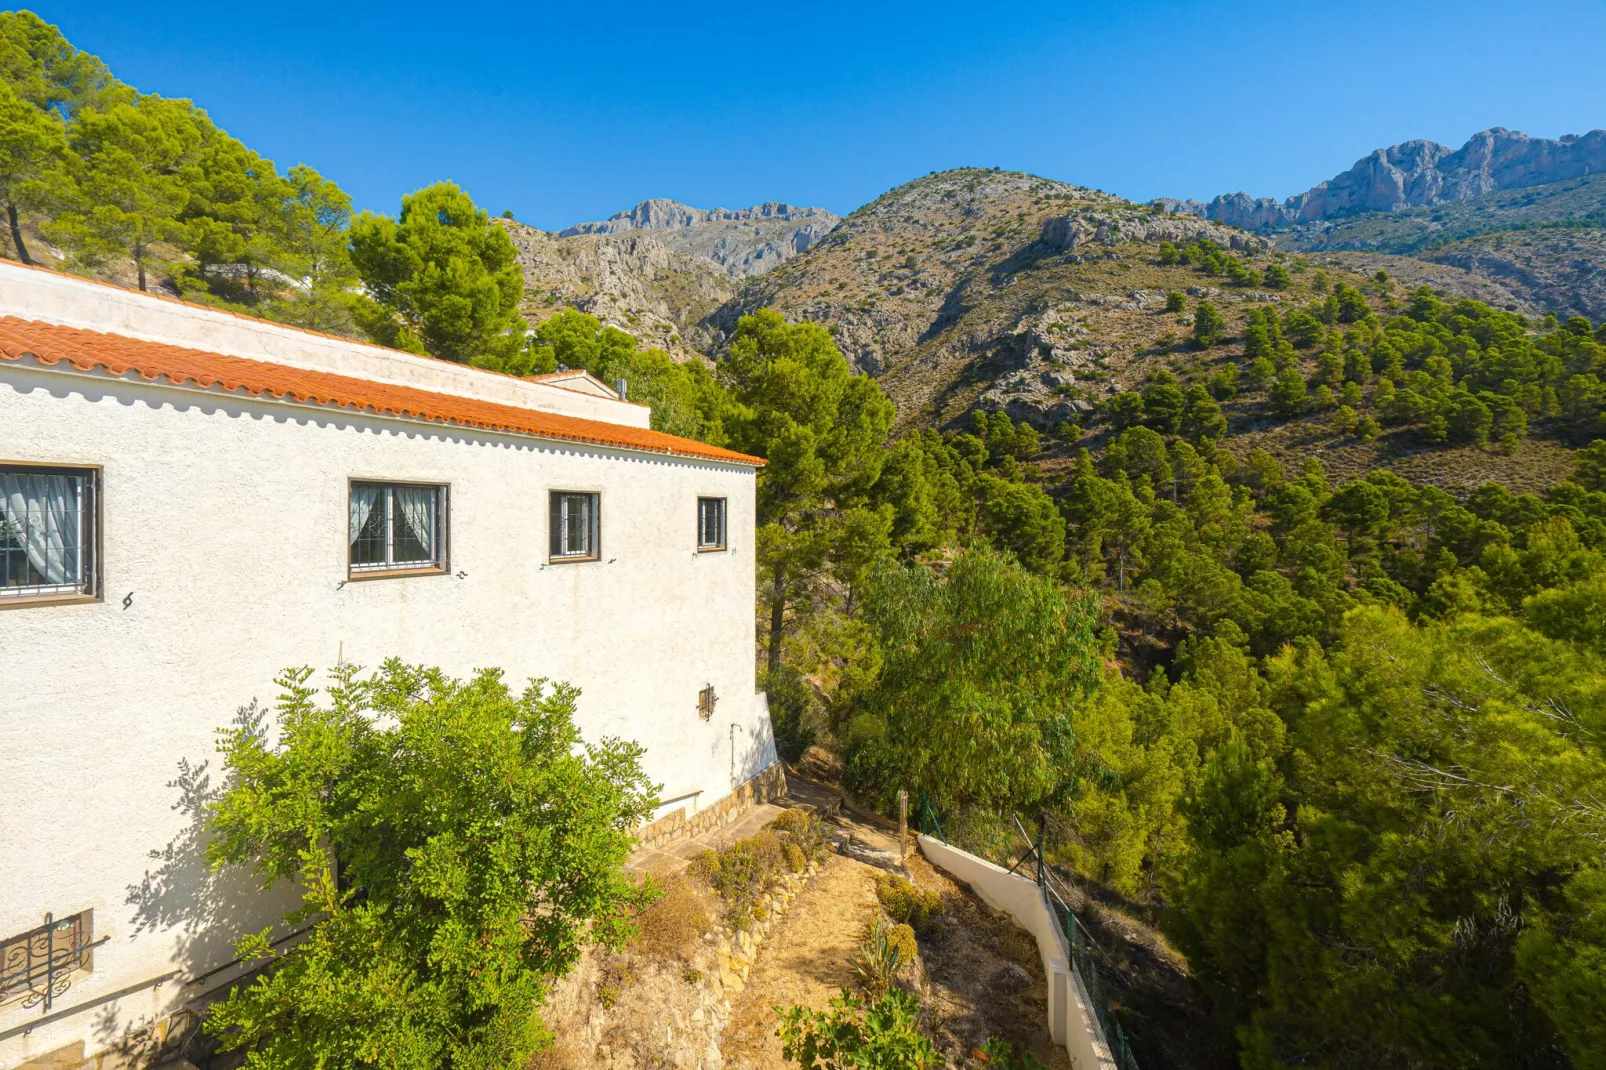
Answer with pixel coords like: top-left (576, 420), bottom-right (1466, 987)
top-left (777, 988), bottom-right (937, 1070)
top-left (850, 919), bottom-right (907, 1000)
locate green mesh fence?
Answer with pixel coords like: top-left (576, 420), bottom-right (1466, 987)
top-left (920, 797), bottom-right (1141, 1070)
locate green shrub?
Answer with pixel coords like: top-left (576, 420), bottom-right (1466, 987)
top-left (887, 923), bottom-right (918, 966)
top-left (979, 1037), bottom-right (1047, 1070)
top-left (778, 988), bottom-right (936, 1069)
top-left (710, 831), bottom-right (785, 927)
top-left (876, 875), bottom-right (942, 930)
top-left (688, 849), bottom-right (721, 884)
top-left (202, 662), bottom-right (656, 1068)
top-left (783, 842), bottom-right (808, 873)
top-left (772, 807), bottom-right (811, 836)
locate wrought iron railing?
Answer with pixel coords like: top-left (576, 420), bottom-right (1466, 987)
top-left (1, 911), bottom-right (108, 1013)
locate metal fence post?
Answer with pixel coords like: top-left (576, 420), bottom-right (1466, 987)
top-left (897, 789), bottom-right (908, 863)
top-left (1036, 811), bottom-right (1047, 887)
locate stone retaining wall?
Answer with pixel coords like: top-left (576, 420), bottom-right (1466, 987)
top-left (635, 761), bottom-right (787, 852)
top-left (711, 859), bottom-right (818, 997)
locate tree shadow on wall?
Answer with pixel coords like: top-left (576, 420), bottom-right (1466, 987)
top-left (122, 701), bottom-right (293, 1006)
top-left (736, 707), bottom-right (779, 789)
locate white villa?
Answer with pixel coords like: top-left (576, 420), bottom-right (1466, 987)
top-left (0, 261), bottom-right (779, 1068)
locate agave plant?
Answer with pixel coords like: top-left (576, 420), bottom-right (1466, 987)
top-left (850, 919), bottom-right (905, 1000)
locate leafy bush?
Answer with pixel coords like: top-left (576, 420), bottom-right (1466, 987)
top-left (777, 988), bottom-right (936, 1070)
top-left (843, 549), bottom-right (1101, 812)
top-left (1193, 301), bottom-right (1226, 348)
top-left (886, 923), bottom-right (918, 966)
top-left (784, 842), bottom-right (808, 873)
top-left (204, 661), bottom-right (656, 1067)
top-left (710, 831), bottom-right (785, 928)
top-left (979, 1038), bottom-right (1046, 1069)
top-left (772, 806), bottom-right (831, 864)
top-left (875, 876), bottom-right (941, 931)
top-left (688, 849), bottom-right (721, 884)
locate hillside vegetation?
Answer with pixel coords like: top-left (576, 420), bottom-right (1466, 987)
top-left (11, 12), bottom-right (1606, 1068)
top-left (1275, 173), bottom-right (1606, 323)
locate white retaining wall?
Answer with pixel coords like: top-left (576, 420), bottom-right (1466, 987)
top-left (917, 835), bottom-right (1115, 1070)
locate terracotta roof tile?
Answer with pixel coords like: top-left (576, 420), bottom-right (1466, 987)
top-left (0, 317), bottom-right (764, 467)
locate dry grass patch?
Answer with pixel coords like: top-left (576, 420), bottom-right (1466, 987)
top-left (632, 873), bottom-right (712, 959)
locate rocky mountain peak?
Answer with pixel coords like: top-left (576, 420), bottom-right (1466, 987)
top-left (557, 198), bottom-right (842, 278)
top-left (1165, 127), bottom-right (1606, 230)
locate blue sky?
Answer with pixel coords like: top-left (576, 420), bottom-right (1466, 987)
top-left (35, 0), bottom-right (1606, 230)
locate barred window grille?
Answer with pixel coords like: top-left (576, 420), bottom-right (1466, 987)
top-left (698, 685), bottom-right (717, 720)
top-left (1, 911), bottom-right (103, 1013)
top-left (697, 497), bottom-right (726, 551)
top-left (549, 492), bottom-right (599, 561)
top-left (1, 465), bottom-right (96, 599)
top-left (350, 482), bottom-right (444, 573)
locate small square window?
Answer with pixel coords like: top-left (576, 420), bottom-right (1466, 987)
top-left (697, 497), bottom-right (726, 551)
top-left (550, 492), bottom-right (599, 561)
top-left (698, 685), bottom-right (718, 720)
top-left (1, 465), bottom-right (97, 602)
top-left (1, 910), bottom-right (95, 1010)
top-left (350, 482), bottom-right (445, 575)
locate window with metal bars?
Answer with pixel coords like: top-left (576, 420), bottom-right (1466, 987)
top-left (549, 491), bottom-right (599, 561)
top-left (1, 465), bottom-right (97, 601)
top-left (349, 482), bottom-right (445, 574)
top-left (1, 910), bottom-right (100, 1012)
top-left (698, 685), bottom-right (717, 720)
top-left (697, 497), bottom-right (726, 551)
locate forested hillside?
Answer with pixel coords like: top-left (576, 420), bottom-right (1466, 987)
top-left (8, 11), bottom-right (1606, 1068)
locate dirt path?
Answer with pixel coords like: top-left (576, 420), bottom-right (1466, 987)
top-left (720, 854), bottom-right (882, 1069)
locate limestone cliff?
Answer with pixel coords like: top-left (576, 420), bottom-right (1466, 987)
top-left (1166, 128), bottom-right (1606, 229)
top-left (499, 219), bottom-right (739, 357)
top-left (560, 198), bottom-right (841, 277)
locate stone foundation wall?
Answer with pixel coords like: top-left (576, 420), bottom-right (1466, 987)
top-left (635, 761), bottom-right (787, 852)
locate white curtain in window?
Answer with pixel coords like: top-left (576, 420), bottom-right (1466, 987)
top-left (349, 484), bottom-right (379, 549)
top-left (394, 485), bottom-right (435, 561)
top-left (2, 473), bottom-right (74, 585)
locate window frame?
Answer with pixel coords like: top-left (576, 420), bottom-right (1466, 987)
top-left (697, 496), bottom-right (727, 552)
top-left (548, 490), bottom-right (601, 564)
top-left (346, 478), bottom-right (450, 581)
top-left (0, 460), bottom-right (102, 610)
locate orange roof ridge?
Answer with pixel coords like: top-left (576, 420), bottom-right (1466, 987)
top-left (0, 317), bottom-right (764, 467)
top-left (0, 259), bottom-right (650, 400)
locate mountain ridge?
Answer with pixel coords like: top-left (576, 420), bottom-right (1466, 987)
top-left (1160, 127), bottom-right (1606, 229)
top-left (557, 197), bottom-right (841, 278)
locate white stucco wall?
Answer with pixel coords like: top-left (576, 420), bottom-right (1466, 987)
top-left (0, 262), bottom-right (652, 428)
top-left (0, 360), bottom-right (773, 1065)
top-left (917, 836), bottom-right (1115, 1070)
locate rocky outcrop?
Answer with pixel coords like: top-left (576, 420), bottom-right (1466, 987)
top-left (1167, 128), bottom-right (1606, 229)
top-left (560, 198), bottom-right (841, 277)
top-left (499, 220), bottom-right (738, 355)
top-left (1039, 211), bottom-right (1266, 253)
